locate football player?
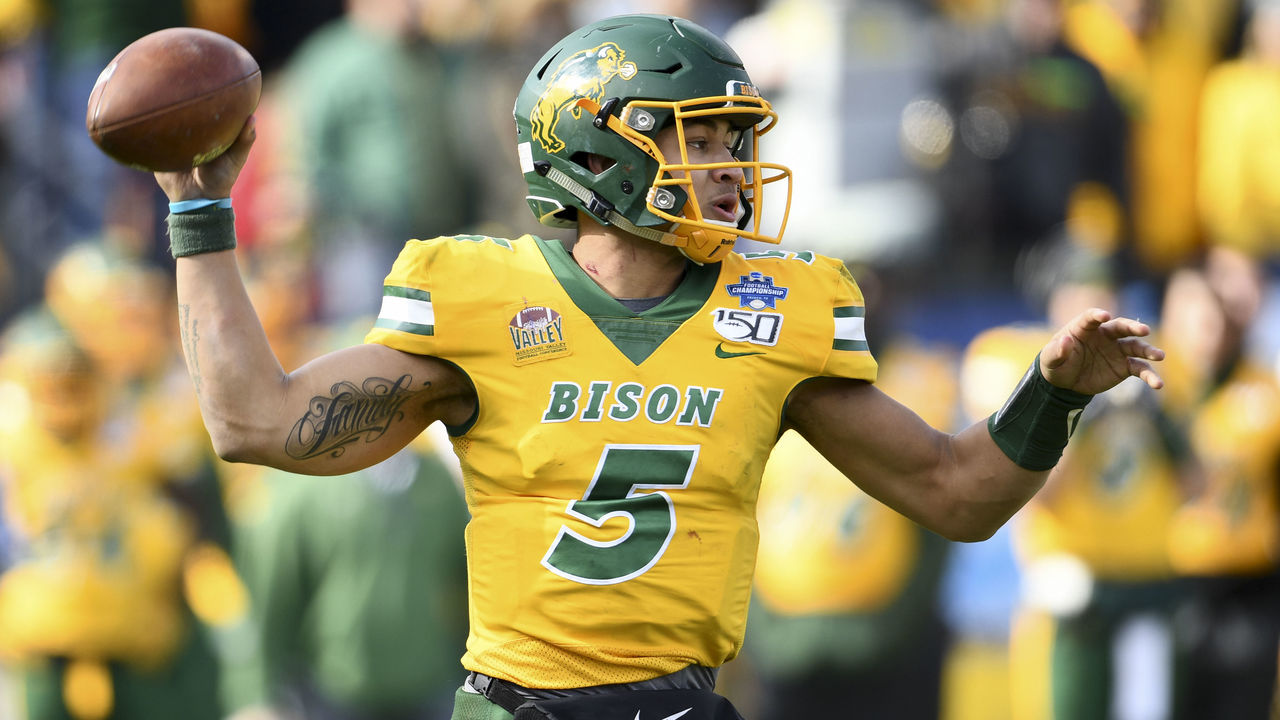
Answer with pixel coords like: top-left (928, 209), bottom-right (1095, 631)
top-left (149, 14), bottom-right (1163, 720)
top-left (0, 309), bottom-right (226, 720)
top-left (1161, 251), bottom-right (1280, 719)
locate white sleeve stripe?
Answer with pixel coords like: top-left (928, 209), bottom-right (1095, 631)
top-left (378, 294), bottom-right (435, 327)
top-left (834, 315), bottom-right (866, 342)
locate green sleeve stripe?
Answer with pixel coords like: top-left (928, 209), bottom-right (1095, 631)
top-left (383, 286), bottom-right (431, 302)
top-left (833, 338), bottom-right (869, 352)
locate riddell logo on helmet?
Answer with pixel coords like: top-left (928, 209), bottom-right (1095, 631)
top-left (531, 42), bottom-right (637, 154)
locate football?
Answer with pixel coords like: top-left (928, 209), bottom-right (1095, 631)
top-left (86, 27), bottom-right (261, 172)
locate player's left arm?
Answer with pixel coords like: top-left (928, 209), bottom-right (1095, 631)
top-left (785, 308), bottom-right (1164, 542)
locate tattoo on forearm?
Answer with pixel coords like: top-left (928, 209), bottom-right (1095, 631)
top-left (286, 375), bottom-right (418, 460)
top-left (178, 304), bottom-right (203, 396)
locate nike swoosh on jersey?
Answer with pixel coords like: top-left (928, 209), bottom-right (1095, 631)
top-left (715, 343), bottom-right (764, 359)
top-left (633, 709), bottom-right (694, 720)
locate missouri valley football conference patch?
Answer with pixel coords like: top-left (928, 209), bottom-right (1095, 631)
top-left (508, 303), bottom-right (571, 365)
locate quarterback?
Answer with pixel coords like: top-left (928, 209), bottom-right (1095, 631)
top-left (150, 14), bottom-right (1163, 720)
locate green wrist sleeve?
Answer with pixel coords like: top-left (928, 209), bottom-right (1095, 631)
top-left (987, 354), bottom-right (1093, 471)
top-left (165, 206), bottom-right (237, 258)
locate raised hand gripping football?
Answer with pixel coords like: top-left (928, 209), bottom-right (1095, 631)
top-left (154, 117), bottom-right (256, 203)
top-left (87, 27), bottom-right (260, 173)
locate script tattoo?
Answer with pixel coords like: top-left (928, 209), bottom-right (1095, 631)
top-left (286, 375), bottom-right (417, 460)
top-left (178, 304), bottom-right (203, 396)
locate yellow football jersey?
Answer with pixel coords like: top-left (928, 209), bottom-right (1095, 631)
top-left (365, 235), bottom-right (877, 688)
top-left (1168, 362), bottom-right (1280, 575)
top-left (754, 340), bottom-right (958, 615)
top-left (0, 408), bottom-right (193, 667)
top-left (1019, 380), bottom-right (1186, 579)
top-left (967, 325), bottom-right (1186, 578)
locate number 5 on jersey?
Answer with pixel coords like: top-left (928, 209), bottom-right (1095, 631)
top-left (542, 444), bottom-right (700, 585)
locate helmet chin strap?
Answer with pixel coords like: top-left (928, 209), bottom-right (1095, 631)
top-left (670, 183), bottom-right (753, 263)
top-left (680, 227), bottom-right (736, 264)
top-left (534, 160), bottom-right (720, 264)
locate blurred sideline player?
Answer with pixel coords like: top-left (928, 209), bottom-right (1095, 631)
top-left (1063, 0), bottom-right (1238, 273)
top-left (745, 336), bottom-right (957, 720)
top-left (0, 306), bottom-right (234, 720)
top-left (1196, 0), bottom-right (1280, 461)
top-left (1001, 241), bottom-right (1191, 720)
top-left (942, 323), bottom-right (1047, 720)
top-left (219, 318), bottom-right (469, 720)
top-left (1160, 249), bottom-right (1280, 719)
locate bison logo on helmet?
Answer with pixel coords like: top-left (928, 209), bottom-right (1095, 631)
top-left (531, 42), bottom-right (637, 154)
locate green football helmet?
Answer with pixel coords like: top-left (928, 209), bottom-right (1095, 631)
top-left (513, 14), bottom-right (792, 263)
top-left (0, 307), bottom-right (104, 441)
top-left (44, 242), bottom-right (173, 383)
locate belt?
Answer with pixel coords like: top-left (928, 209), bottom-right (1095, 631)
top-left (468, 671), bottom-right (531, 714)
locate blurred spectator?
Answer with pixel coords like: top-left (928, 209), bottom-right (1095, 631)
top-left (931, 0), bottom-right (1130, 302)
top-left (278, 0), bottom-right (480, 322)
top-left (1063, 0), bottom-right (1240, 274)
top-left (745, 336), bottom-right (957, 720)
top-left (0, 305), bottom-right (234, 720)
top-left (4, 0), bottom-right (183, 277)
top-left (1198, 0), bottom-right (1280, 261)
top-left (417, 0), bottom-right (577, 241)
top-left (1, 0), bottom-right (183, 328)
top-left (726, 0), bottom-right (944, 264)
top-left (248, 0), bottom-right (344, 73)
top-left (1160, 249), bottom-right (1280, 719)
top-left (38, 243), bottom-right (226, 563)
top-left (0, 0), bottom-right (40, 323)
top-left (1196, 0), bottom-right (1280, 373)
top-left (216, 318), bottom-right (469, 720)
top-left (221, 437), bottom-right (468, 720)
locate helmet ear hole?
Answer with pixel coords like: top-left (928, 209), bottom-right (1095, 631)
top-left (572, 152), bottom-right (617, 176)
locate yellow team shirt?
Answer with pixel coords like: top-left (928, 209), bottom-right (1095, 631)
top-left (1168, 363), bottom-right (1280, 575)
top-left (754, 340), bottom-right (958, 615)
top-left (1018, 380), bottom-right (1185, 579)
top-left (1065, 0), bottom-right (1236, 270)
top-left (0, 401), bottom-right (194, 666)
top-left (1197, 59), bottom-right (1280, 256)
top-left (966, 326), bottom-right (1185, 579)
top-left (365, 235), bottom-right (877, 688)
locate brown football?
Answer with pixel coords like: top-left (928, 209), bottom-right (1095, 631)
top-left (86, 27), bottom-right (261, 172)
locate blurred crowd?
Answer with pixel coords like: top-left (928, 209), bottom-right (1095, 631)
top-left (0, 0), bottom-right (1277, 719)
